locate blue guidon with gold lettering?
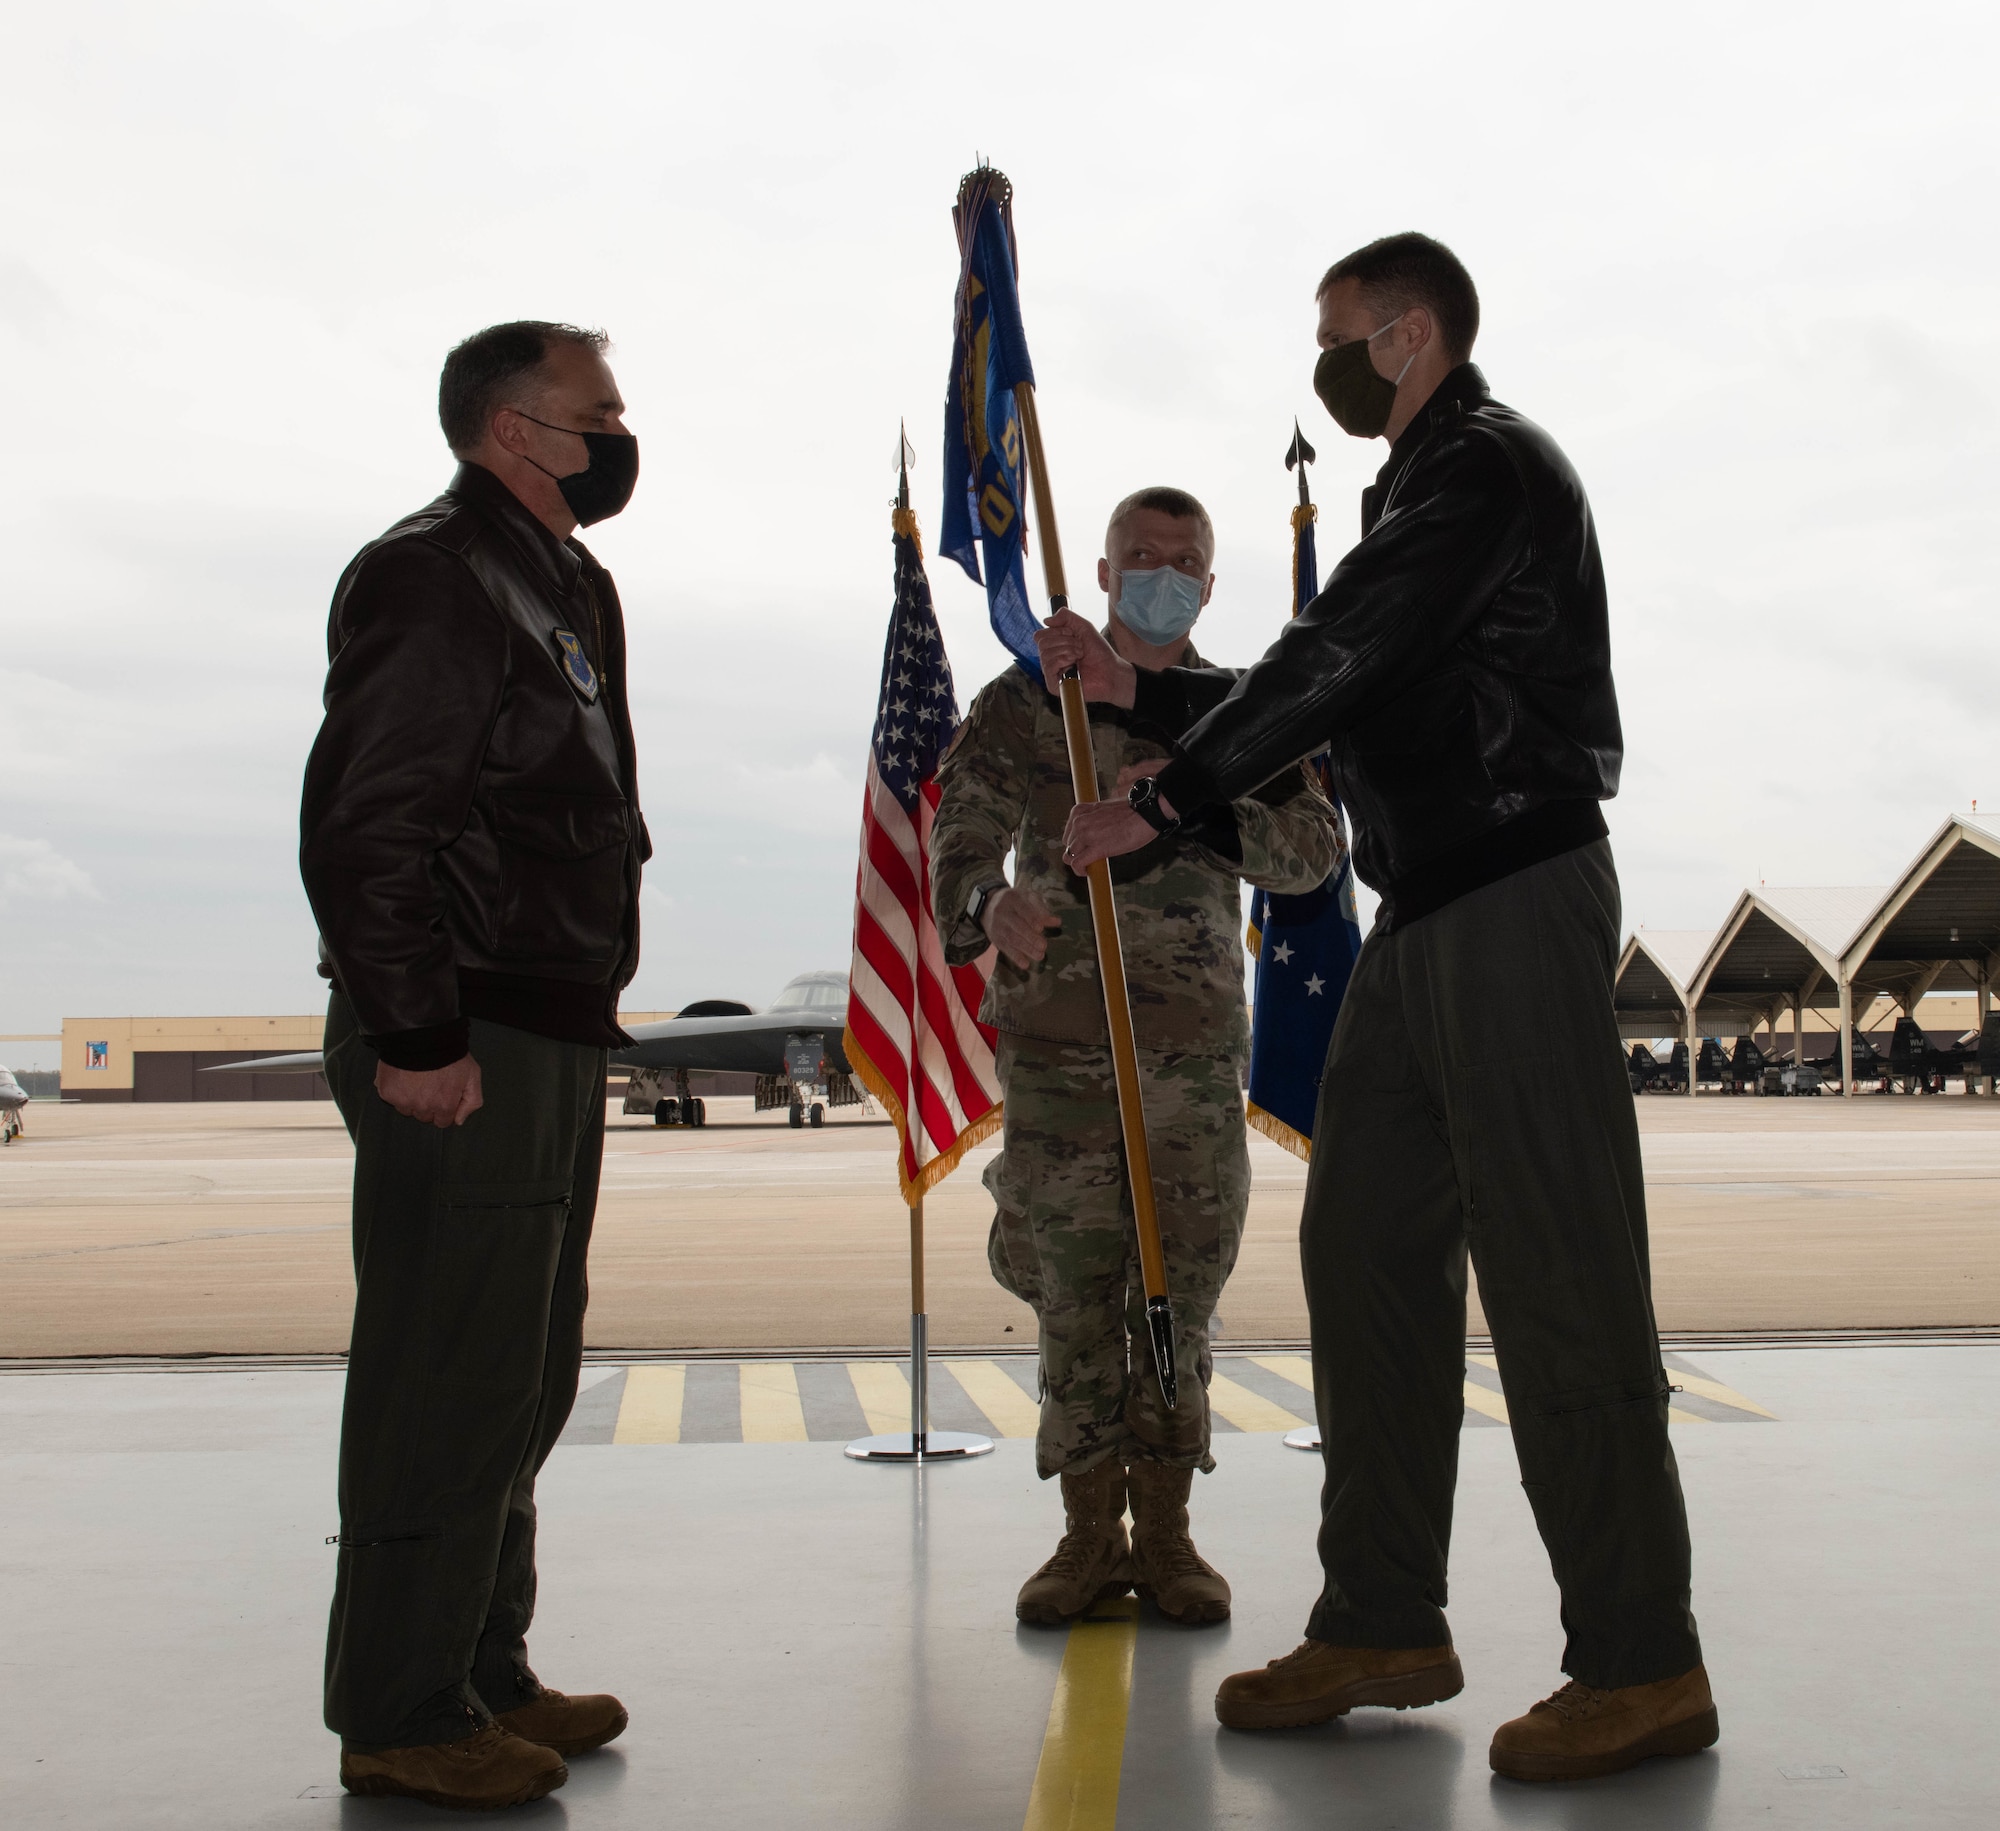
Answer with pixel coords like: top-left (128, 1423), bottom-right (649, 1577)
top-left (551, 628), bottom-right (599, 705)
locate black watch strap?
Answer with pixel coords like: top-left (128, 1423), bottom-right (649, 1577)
top-left (1127, 776), bottom-right (1181, 836)
top-left (966, 879), bottom-right (1006, 928)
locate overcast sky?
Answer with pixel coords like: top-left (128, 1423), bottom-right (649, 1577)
top-left (2, 1), bottom-right (1995, 1068)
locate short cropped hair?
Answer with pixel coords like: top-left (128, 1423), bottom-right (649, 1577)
top-left (438, 321), bottom-right (609, 454)
top-left (1317, 234), bottom-right (1480, 364)
top-left (1105, 485), bottom-right (1214, 558)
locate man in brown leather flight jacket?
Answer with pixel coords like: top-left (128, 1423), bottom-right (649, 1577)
top-left (300, 321), bottom-right (647, 1811)
top-left (1055, 236), bottom-right (1716, 1786)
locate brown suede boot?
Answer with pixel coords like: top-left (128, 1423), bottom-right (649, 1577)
top-left (1215, 1639), bottom-right (1464, 1730)
top-left (1016, 1461), bottom-right (1134, 1625)
top-left (494, 1686), bottom-right (630, 1756)
top-left (1126, 1459), bottom-right (1230, 1624)
top-left (1489, 1664), bottom-right (1718, 1782)
top-left (340, 1725), bottom-right (566, 1810)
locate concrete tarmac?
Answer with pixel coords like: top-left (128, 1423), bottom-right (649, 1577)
top-left (3, 1093), bottom-right (2000, 1357)
top-left (2, 1344), bottom-right (1995, 1827)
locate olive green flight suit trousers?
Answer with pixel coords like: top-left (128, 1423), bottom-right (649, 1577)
top-left (321, 994), bottom-right (606, 1749)
top-left (1303, 841), bottom-right (1702, 1691)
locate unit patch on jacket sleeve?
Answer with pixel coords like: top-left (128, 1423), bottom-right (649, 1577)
top-left (550, 628), bottom-right (600, 705)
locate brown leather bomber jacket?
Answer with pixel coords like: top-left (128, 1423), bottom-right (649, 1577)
top-left (300, 462), bottom-right (649, 1070)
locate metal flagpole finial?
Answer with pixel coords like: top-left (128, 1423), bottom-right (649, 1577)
top-left (1286, 419), bottom-right (1317, 508)
top-left (894, 420), bottom-right (916, 512)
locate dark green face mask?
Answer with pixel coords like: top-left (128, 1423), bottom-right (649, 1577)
top-left (1312, 315), bottom-right (1409, 438)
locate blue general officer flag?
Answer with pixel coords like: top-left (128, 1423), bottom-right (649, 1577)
top-left (942, 167), bottom-right (1040, 674)
top-left (1246, 430), bottom-right (1365, 1159)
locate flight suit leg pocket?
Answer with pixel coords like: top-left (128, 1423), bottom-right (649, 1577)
top-left (426, 1177), bottom-right (574, 1394)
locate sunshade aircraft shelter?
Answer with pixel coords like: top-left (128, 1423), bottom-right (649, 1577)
top-left (1612, 930), bottom-right (1713, 1095)
top-left (1685, 887), bottom-right (1883, 1093)
top-left (1837, 814), bottom-right (2000, 1094)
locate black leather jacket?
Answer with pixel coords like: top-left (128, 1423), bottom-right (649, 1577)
top-left (1150, 365), bottom-right (1621, 929)
top-left (300, 462), bottom-right (648, 1068)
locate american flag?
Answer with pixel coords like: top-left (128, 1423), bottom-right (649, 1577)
top-left (843, 485), bottom-right (1002, 1201)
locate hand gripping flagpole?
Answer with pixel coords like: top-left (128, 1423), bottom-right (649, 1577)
top-left (1012, 383), bottom-right (1179, 1412)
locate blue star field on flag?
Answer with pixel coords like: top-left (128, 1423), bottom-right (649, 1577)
top-left (1245, 433), bottom-right (1366, 1159)
top-left (870, 504), bottom-right (960, 812)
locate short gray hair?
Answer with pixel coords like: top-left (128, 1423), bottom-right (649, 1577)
top-left (438, 321), bottom-right (609, 453)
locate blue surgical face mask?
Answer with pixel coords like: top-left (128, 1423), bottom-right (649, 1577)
top-left (1112, 564), bottom-right (1206, 644)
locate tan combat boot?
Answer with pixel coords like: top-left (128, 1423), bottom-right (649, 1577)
top-left (1215, 1639), bottom-right (1464, 1730)
top-left (1489, 1664), bottom-right (1718, 1782)
top-left (495, 1685), bottom-right (630, 1756)
top-left (1126, 1459), bottom-right (1231, 1623)
top-left (340, 1724), bottom-right (567, 1810)
top-left (1016, 1461), bottom-right (1134, 1625)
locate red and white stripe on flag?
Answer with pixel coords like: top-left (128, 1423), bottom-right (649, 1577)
top-left (845, 761), bottom-right (1001, 1203)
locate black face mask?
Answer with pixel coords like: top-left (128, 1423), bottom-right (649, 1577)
top-left (517, 414), bottom-right (640, 526)
top-left (1311, 315), bottom-right (1410, 439)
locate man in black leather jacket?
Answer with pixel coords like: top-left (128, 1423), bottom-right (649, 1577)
top-left (300, 321), bottom-right (646, 1810)
top-left (1055, 235), bottom-right (1714, 1783)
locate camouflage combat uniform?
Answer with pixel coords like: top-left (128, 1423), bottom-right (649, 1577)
top-left (932, 650), bottom-right (1336, 1478)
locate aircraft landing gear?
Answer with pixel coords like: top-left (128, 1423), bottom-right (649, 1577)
top-left (654, 1095), bottom-right (707, 1127)
top-left (809, 1102), bottom-right (825, 1127)
top-left (654, 1097), bottom-right (679, 1127)
top-left (789, 1100), bottom-right (805, 1129)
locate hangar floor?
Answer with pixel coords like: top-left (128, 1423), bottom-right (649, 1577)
top-left (4, 1094), bottom-right (2000, 1358)
top-left (2, 1344), bottom-right (1994, 1828)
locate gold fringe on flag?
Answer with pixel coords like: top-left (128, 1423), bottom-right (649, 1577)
top-left (1247, 1098), bottom-right (1312, 1163)
top-left (842, 1023), bottom-right (1005, 1206)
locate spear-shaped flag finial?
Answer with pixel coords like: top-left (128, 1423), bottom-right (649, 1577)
top-left (1286, 419), bottom-right (1316, 507)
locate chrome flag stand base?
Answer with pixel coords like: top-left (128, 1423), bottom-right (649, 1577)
top-left (846, 1311), bottom-right (993, 1462)
top-left (1283, 1425), bottom-right (1321, 1452)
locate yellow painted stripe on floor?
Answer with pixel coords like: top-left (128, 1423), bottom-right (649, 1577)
top-left (1668, 1406), bottom-right (1709, 1425)
top-left (613, 1365), bottom-right (685, 1444)
top-left (1023, 1598), bottom-right (1137, 1831)
top-left (1670, 1371), bottom-right (1778, 1419)
top-left (1206, 1370), bottom-right (1310, 1433)
top-left (944, 1359), bottom-right (1042, 1439)
top-left (738, 1362), bottom-right (808, 1442)
top-left (1463, 1380), bottom-right (1510, 1425)
top-left (846, 1361), bottom-right (911, 1436)
top-left (1250, 1353), bottom-right (1316, 1395)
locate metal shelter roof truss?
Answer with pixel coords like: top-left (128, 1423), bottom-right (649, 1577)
top-left (1841, 815), bottom-right (2000, 1009)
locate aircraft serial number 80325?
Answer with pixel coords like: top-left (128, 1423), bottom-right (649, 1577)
top-left (612, 970), bottom-right (866, 1130)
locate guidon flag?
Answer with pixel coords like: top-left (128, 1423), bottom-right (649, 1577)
top-left (941, 164), bottom-right (1041, 674)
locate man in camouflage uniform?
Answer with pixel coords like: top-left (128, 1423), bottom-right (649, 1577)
top-left (932, 486), bottom-right (1336, 1626)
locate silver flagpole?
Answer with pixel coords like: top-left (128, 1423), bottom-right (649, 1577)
top-left (847, 1195), bottom-right (992, 1462)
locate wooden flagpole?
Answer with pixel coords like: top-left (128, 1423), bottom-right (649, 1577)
top-left (1012, 381), bottom-right (1179, 1410)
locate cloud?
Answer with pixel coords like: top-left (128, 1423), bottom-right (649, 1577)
top-left (0, 835), bottom-right (102, 907)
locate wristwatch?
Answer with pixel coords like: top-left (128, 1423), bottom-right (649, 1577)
top-left (966, 879), bottom-right (1007, 930)
top-left (1126, 776), bottom-right (1181, 836)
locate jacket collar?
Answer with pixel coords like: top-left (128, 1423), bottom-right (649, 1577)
top-left (1362, 364), bottom-right (1491, 531)
top-left (448, 461), bottom-right (584, 595)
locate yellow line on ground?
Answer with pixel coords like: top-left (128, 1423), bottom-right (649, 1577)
top-left (1668, 1407), bottom-right (1709, 1425)
top-left (738, 1362), bottom-right (808, 1442)
top-left (845, 1361), bottom-right (911, 1436)
top-left (1463, 1380), bottom-right (1510, 1424)
top-left (1022, 1598), bottom-right (1137, 1831)
top-left (943, 1359), bottom-right (1042, 1438)
top-left (1250, 1353), bottom-right (1316, 1394)
top-left (1669, 1371), bottom-right (1778, 1419)
top-left (1207, 1370), bottom-right (1310, 1433)
top-left (613, 1365), bottom-right (685, 1444)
